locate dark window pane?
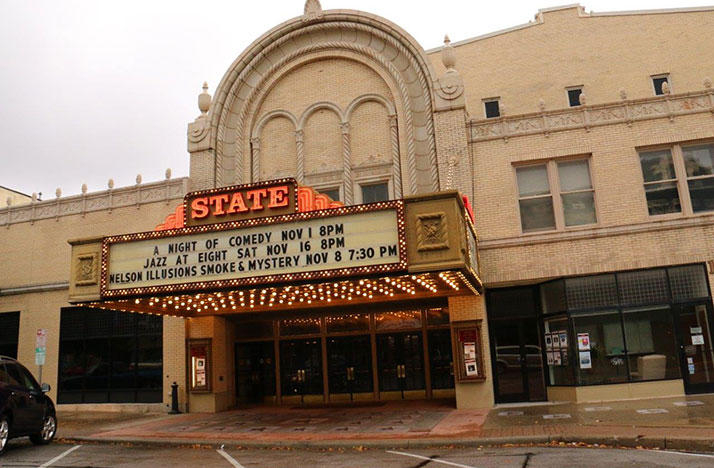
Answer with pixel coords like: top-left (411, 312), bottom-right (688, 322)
top-left (516, 165), bottom-right (550, 197)
top-left (652, 76), bottom-right (668, 95)
top-left (0, 312), bottom-right (20, 359)
top-left (519, 197), bottom-right (556, 232)
top-left (326, 313), bottom-right (370, 333)
top-left (426, 308), bottom-right (450, 326)
top-left (565, 274), bottom-right (618, 310)
top-left (235, 321), bottom-right (274, 340)
top-left (375, 310), bottom-right (422, 331)
top-left (639, 150), bottom-right (676, 182)
top-left (319, 188), bottom-right (340, 202)
top-left (567, 88), bottom-right (582, 107)
top-left (668, 265), bottom-right (709, 301)
top-left (572, 310), bottom-right (627, 385)
top-left (361, 183), bottom-right (389, 203)
top-left (541, 281), bottom-right (567, 315)
top-left (111, 337), bottom-right (136, 390)
top-left (623, 306), bottom-right (681, 381)
top-left (136, 336), bottom-right (162, 390)
top-left (562, 191), bottom-right (596, 226)
top-left (428, 329), bottom-right (454, 389)
top-left (83, 339), bottom-right (110, 390)
top-left (280, 317), bottom-right (320, 336)
top-left (688, 177), bottom-right (714, 213)
top-left (617, 269), bottom-right (669, 306)
top-left (683, 144), bottom-right (714, 177)
top-left (484, 100), bottom-right (500, 118)
top-left (487, 288), bottom-right (537, 319)
top-left (644, 181), bottom-right (681, 215)
top-left (58, 340), bottom-right (85, 394)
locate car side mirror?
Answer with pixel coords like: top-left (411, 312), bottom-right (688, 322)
top-left (41, 383), bottom-right (51, 393)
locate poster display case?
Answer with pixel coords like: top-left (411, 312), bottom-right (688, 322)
top-left (188, 338), bottom-right (212, 392)
top-left (451, 320), bottom-right (486, 382)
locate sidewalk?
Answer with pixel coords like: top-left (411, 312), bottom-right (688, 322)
top-left (55, 394), bottom-right (714, 452)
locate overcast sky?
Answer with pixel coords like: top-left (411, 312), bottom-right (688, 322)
top-left (1, 0), bottom-right (712, 199)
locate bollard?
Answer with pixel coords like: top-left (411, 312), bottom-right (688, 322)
top-left (169, 381), bottom-right (181, 414)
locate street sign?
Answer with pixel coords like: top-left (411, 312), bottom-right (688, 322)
top-left (35, 329), bottom-right (47, 366)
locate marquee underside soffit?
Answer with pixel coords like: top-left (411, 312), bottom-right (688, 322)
top-left (84, 270), bottom-right (480, 318)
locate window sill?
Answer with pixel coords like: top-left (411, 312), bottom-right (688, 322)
top-left (484, 211), bottom-right (714, 249)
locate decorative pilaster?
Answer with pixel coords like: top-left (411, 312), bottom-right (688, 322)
top-left (340, 123), bottom-right (353, 204)
top-left (295, 130), bottom-right (305, 185)
top-left (389, 115), bottom-right (402, 198)
top-left (250, 137), bottom-right (261, 182)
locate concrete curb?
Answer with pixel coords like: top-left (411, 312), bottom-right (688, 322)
top-left (56, 434), bottom-right (714, 453)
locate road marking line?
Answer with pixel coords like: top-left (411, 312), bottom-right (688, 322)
top-left (387, 450), bottom-right (478, 468)
top-left (217, 448), bottom-right (247, 468)
top-left (636, 408), bottom-right (669, 414)
top-left (38, 444), bottom-right (81, 467)
top-left (650, 450), bottom-right (714, 458)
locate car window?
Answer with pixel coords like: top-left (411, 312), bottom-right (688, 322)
top-left (15, 364), bottom-right (40, 392)
top-left (4, 363), bottom-right (25, 387)
top-left (0, 363), bottom-right (11, 384)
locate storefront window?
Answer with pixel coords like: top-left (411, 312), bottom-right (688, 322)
top-left (572, 310), bottom-right (627, 385)
top-left (623, 306), bottom-right (681, 381)
top-left (618, 269), bottom-right (669, 306)
top-left (566, 274), bottom-right (618, 311)
top-left (543, 315), bottom-right (575, 385)
top-left (669, 264), bottom-right (709, 301)
top-left (58, 307), bottom-right (163, 404)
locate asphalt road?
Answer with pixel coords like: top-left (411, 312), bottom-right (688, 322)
top-left (1, 441), bottom-right (714, 468)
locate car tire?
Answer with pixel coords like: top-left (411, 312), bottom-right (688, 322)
top-left (29, 414), bottom-right (56, 446)
top-left (0, 416), bottom-right (9, 455)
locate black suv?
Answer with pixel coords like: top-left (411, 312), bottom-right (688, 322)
top-left (0, 356), bottom-right (56, 454)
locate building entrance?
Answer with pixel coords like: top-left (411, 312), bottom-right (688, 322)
top-left (235, 342), bottom-right (275, 403)
top-left (231, 305), bottom-right (452, 405)
top-left (676, 302), bottom-right (714, 394)
top-left (327, 335), bottom-right (373, 399)
top-left (377, 332), bottom-right (425, 397)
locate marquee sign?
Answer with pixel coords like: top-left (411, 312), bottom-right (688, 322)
top-left (101, 201), bottom-right (406, 298)
top-left (184, 178), bottom-right (298, 227)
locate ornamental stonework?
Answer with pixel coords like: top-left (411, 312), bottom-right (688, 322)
top-left (416, 212), bottom-right (448, 251)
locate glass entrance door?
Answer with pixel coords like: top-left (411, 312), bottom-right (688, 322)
top-left (280, 339), bottom-right (323, 401)
top-left (676, 302), bottom-right (714, 394)
top-left (327, 335), bottom-right (373, 400)
top-left (377, 332), bottom-right (425, 397)
top-left (235, 342), bottom-right (275, 403)
top-left (492, 318), bottom-right (546, 403)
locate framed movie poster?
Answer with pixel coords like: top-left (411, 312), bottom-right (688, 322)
top-left (451, 320), bottom-right (486, 382)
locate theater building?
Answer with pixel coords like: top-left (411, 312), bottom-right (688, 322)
top-left (1, 2), bottom-right (714, 413)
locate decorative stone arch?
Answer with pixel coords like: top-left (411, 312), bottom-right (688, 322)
top-left (345, 93), bottom-right (395, 121)
top-left (297, 101), bottom-right (346, 129)
top-left (203, 8), bottom-right (441, 195)
top-left (250, 109), bottom-right (299, 182)
top-left (345, 93), bottom-right (401, 198)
